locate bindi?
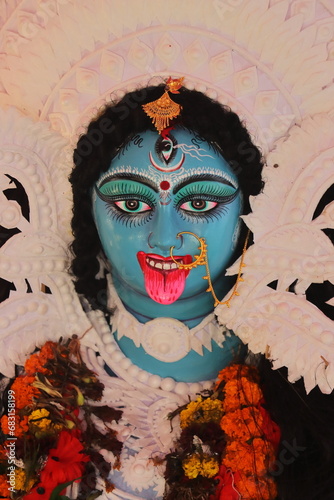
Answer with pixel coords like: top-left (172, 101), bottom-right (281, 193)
top-left (159, 180), bottom-right (171, 205)
top-left (160, 181), bottom-right (170, 191)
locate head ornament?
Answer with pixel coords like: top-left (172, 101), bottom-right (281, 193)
top-left (142, 77), bottom-right (184, 134)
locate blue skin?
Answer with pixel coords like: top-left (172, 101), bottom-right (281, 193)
top-left (92, 129), bottom-right (245, 381)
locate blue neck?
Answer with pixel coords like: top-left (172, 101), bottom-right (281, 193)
top-left (109, 275), bottom-right (245, 382)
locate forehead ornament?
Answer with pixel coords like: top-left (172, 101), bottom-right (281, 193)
top-left (142, 77), bottom-right (184, 134)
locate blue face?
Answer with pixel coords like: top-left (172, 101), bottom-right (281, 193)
top-left (92, 128), bottom-right (242, 313)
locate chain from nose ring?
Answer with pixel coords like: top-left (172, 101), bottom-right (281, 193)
top-left (169, 230), bottom-right (250, 308)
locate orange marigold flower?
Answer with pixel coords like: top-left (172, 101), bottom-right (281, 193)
top-left (223, 378), bottom-right (263, 412)
top-left (24, 342), bottom-right (56, 376)
top-left (1, 414), bottom-right (29, 438)
top-left (0, 474), bottom-right (10, 498)
top-left (215, 364), bottom-right (257, 389)
top-left (25, 354), bottom-right (49, 376)
top-left (39, 341), bottom-right (57, 359)
top-left (223, 438), bottom-right (275, 476)
top-left (11, 376), bottom-right (40, 409)
top-left (236, 473), bottom-right (277, 500)
top-left (221, 406), bottom-right (264, 441)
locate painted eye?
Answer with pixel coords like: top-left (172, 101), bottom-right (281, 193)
top-left (114, 200), bottom-right (152, 213)
top-left (180, 200), bottom-right (218, 212)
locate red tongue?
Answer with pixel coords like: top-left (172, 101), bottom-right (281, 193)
top-left (144, 266), bottom-right (188, 304)
top-left (137, 253), bottom-right (191, 305)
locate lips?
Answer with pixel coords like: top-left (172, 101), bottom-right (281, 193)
top-left (137, 252), bottom-right (192, 305)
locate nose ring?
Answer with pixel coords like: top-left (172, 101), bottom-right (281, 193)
top-left (174, 233), bottom-right (183, 250)
top-left (170, 232), bottom-right (207, 270)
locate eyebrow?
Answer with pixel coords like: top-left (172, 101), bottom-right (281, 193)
top-left (98, 172), bottom-right (158, 193)
top-left (172, 174), bottom-right (237, 194)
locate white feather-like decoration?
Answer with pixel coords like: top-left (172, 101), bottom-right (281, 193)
top-left (216, 113), bottom-right (334, 393)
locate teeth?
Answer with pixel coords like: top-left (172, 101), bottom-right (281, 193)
top-left (146, 257), bottom-right (181, 270)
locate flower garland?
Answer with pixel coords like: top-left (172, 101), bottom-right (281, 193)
top-left (0, 339), bottom-right (281, 500)
top-left (163, 364), bottom-right (281, 500)
top-left (0, 338), bottom-right (123, 500)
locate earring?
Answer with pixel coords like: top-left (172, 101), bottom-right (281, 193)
top-left (170, 230), bottom-right (250, 308)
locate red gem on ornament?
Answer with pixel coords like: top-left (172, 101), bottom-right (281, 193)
top-left (160, 181), bottom-right (170, 191)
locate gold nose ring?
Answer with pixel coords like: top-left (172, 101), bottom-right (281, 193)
top-left (169, 229), bottom-right (250, 307)
top-left (169, 231), bottom-right (207, 270)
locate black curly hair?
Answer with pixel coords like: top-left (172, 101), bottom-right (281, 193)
top-left (69, 83), bottom-right (264, 307)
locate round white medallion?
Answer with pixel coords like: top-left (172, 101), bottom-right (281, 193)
top-left (141, 317), bottom-right (191, 362)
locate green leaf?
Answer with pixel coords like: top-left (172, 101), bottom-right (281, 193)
top-left (49, 477), bottom-right (81, 500)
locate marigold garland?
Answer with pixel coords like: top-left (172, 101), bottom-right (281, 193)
top-left (180, 397), bottom-right (223, 428)
top-left (0, 342), bottom-right (281, 500)
top-left (0, 337), bottom-right (123, 500)
top-left (221, 406), bottom-right (264, 441)
top-left (182, 453), bottom-right (220, 479)
top-left (163, 364), bottom-right (281, 500)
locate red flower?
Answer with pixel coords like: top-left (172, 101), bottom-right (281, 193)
top-left (258, 403), bottom-right (281, 452)
top-left (210, 465), bottom-right (241, 500)
top-left (40, 430), bottom-right (90, 488)
top-left (23, 484), bottom-right (60, 500)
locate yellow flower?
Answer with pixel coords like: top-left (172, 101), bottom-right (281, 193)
top-left (28, 408), bottom-right (52, 432)
top-left (182, 453), bottom-right (219, 479)
top-left (201, 456), bottom-right (220, 478)
top-left (28, 408), bottom-right (50, 421)
top-left (180, 397), bottom-right (223, 428)
top-left (182, 453), bottom-right (202, 479)
top-left (15, 468), bottom-right (35, 492)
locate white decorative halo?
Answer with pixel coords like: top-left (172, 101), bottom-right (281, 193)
top-left (216, 113), bottom-right (334, 394)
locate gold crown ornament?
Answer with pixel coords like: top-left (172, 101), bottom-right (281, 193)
top-left (142, 77), bottom-right (184, 134)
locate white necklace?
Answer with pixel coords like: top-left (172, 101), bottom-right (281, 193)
top-left (106, 275), bottom-right (231, 363)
